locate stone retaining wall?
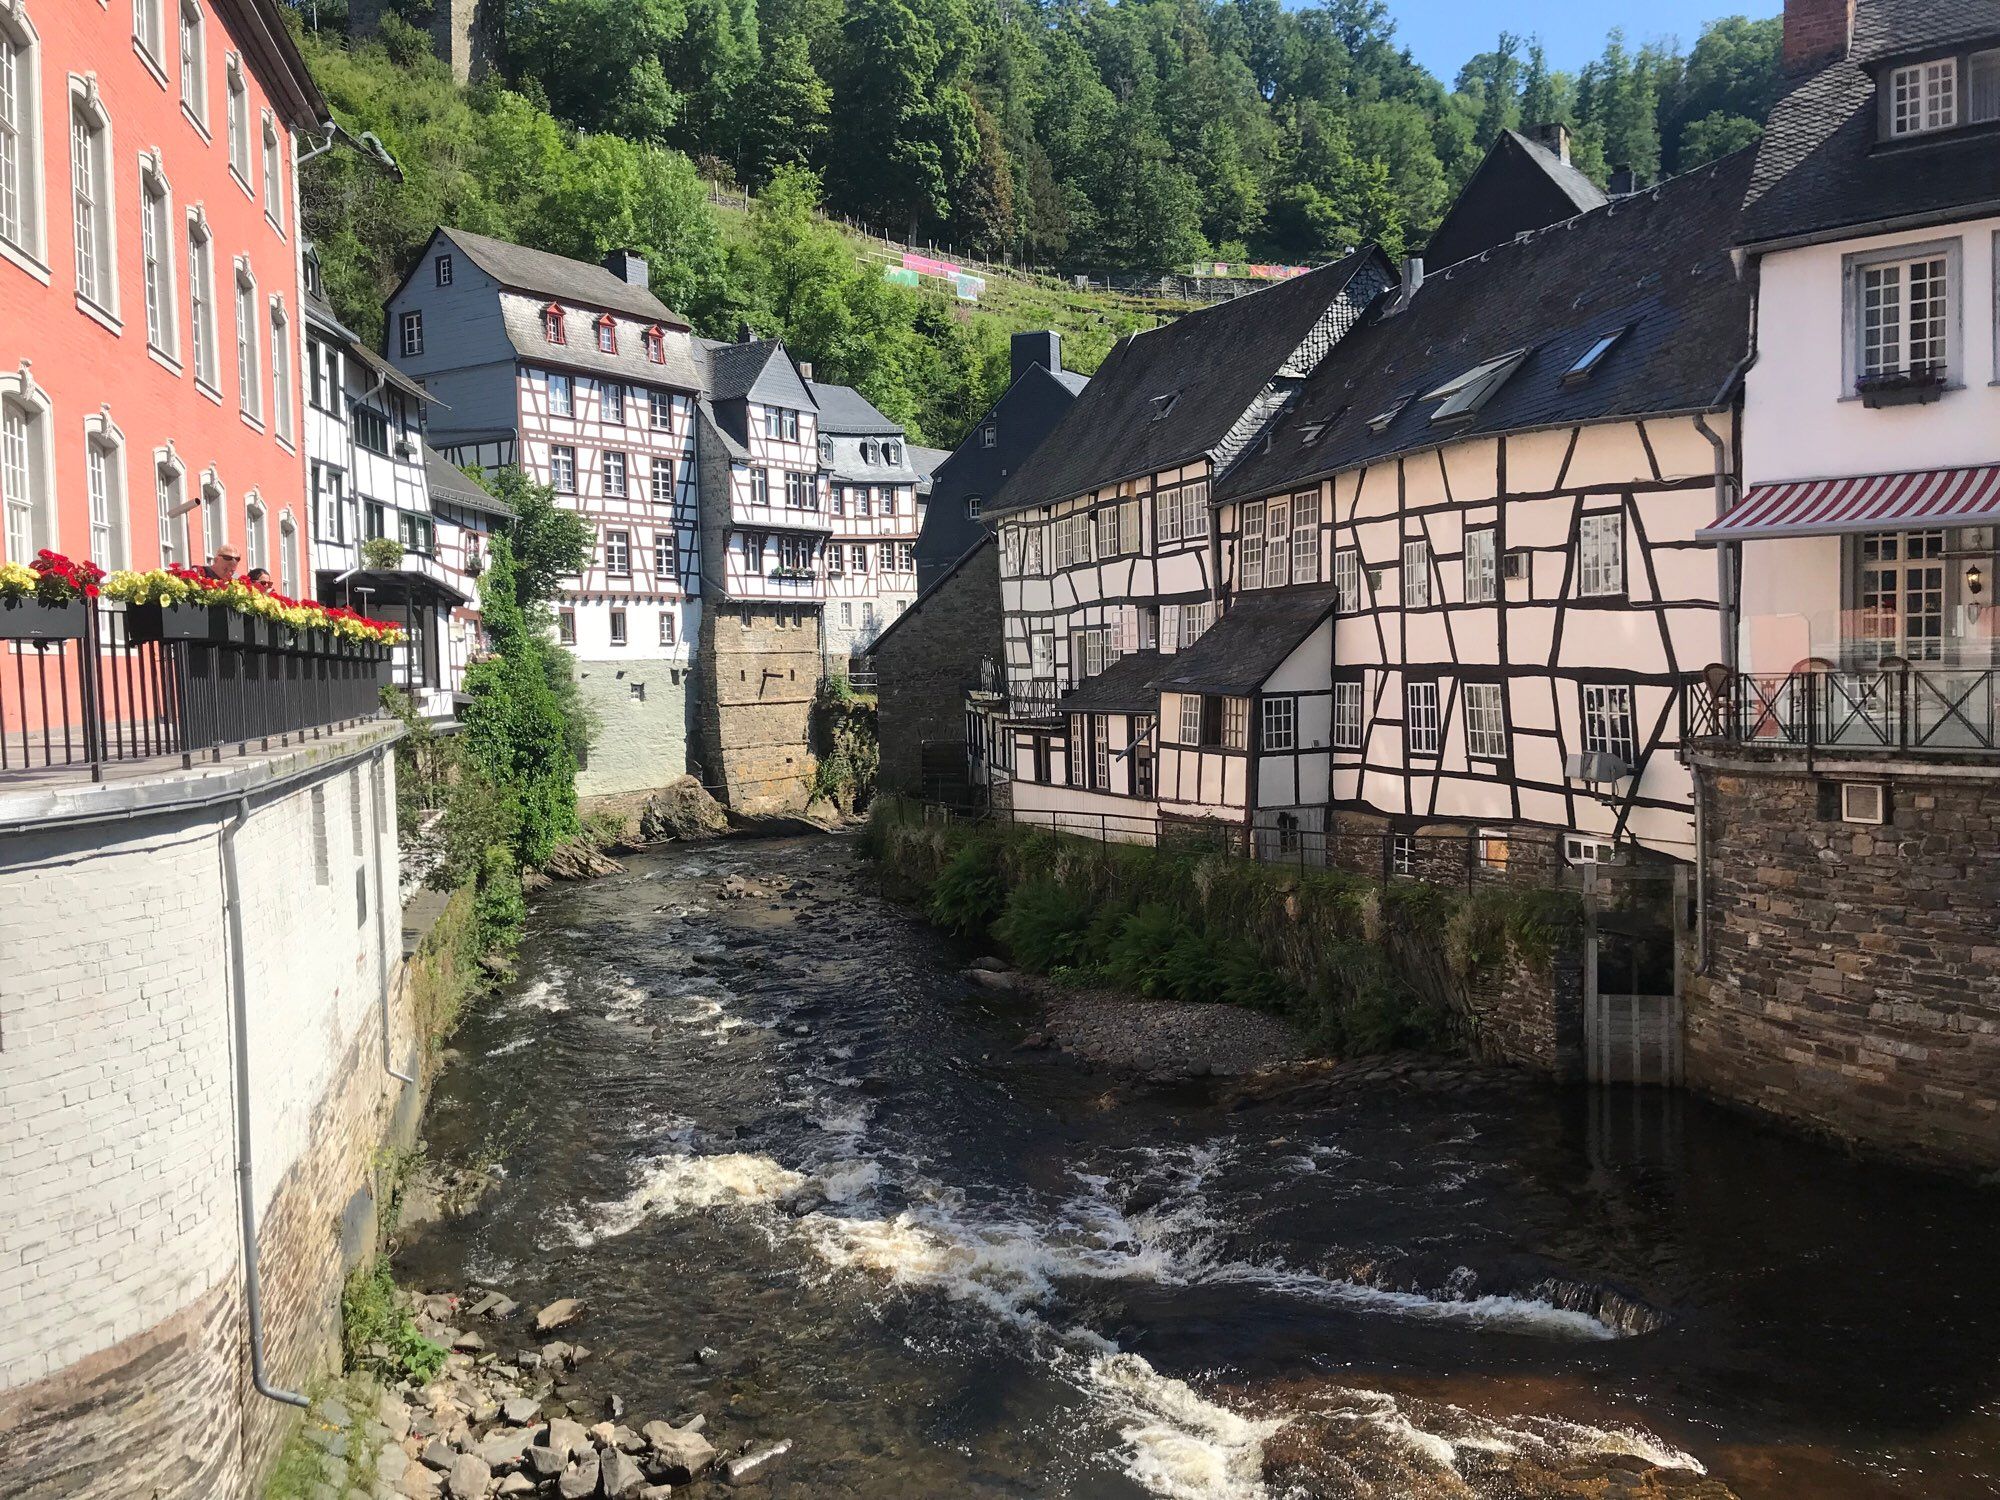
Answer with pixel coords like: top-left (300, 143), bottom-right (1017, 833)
top-left (1688, 755), bottom-right (2000, 1169)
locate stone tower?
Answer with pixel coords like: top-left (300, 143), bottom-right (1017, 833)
top-left (348, 0), bottom-right (501, 83)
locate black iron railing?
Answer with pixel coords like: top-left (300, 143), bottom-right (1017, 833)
top-left (1684, 665), bottom-right (2000, 756)
top-left (0, 603), bottom-right (390, 785)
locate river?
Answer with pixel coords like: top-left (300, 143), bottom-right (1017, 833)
top-left (400, 834), bottom-right (2000, 1499)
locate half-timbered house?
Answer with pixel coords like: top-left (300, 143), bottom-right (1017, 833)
top-left (382, 230), bottom-right (704, 796)
top-left (984, 249), bottom-right (1394, 833)
top-left (423, 443), bottom-right (513, 701)
top-left (810, 380), bottom-right (922, 670)
top-left (1208, 149), bottom-right (1757, 871)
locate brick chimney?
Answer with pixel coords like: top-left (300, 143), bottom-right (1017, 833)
top-left (1782, 0), bottom-right (1855, 74)
top-left (1525, 122), bottom-right (1571, 165)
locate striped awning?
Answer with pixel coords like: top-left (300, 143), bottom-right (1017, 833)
top-left (1698, 465), bottom-right (2000, 540)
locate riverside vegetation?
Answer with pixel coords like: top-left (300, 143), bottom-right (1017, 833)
top-left (863, 798), bottom-right (1581, 1055)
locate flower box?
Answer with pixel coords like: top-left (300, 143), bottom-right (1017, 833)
top-left (0, 598), bottom-right (86, 641)
top-left (125, 600), bottom-right (233, 644)
top-left (1857, 367), bottom-right (1947, 409)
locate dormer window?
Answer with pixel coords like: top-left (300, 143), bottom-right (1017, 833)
top-left (542, 303), bottom-right (566, 344)
top-left (1883, 48), bottom-right (2000, 140)
top-left (643, 325), bottom-right (665, 363)
top-left (595, 314), bottom-right (617, 354)
top-left (885, 440), bottom-right (901, 464)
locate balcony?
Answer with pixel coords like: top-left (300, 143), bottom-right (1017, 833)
top-left (965, 657), bottom-right (1062, 722)
top-left (1684, 665), bottom-right (2000, 758)
top-left (1, 602), bottom-right (391, 789)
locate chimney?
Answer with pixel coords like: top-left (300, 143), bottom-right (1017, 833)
top-left (603, 249), bottom-right (649, 288)
top-left (1608, 166), bottom-right (1640, 196)
top-left (798, 361), bottom-right (813, 380)
top-left (1011, 330), bottom-right (1062, 386)
top-left (1387, 256), bottom-right (1424, 315)
top-left (1526, 122), bottom-right (1571, 165)
top-left (1782, 0), bottom-right (1855, 74)
top-left (737, 322), bottom-right (755, 344)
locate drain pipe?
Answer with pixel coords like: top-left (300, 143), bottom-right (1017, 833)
top-left (220, 794), bottom-right (310, 1410)
top-left (373, 747), bottom-right (416, 1085)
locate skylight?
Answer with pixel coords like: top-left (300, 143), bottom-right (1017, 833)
top-left (1298, 422), bottom-right (1329, 445)
top-left (1150, 392), bottom-right (1180, 421)
top-left (1365, 395), bottom-right (1413, 433)
top-left (1562, 327), bottom-right (1630, 386)
top-left (1425, 350), bottom-right (1529, 423)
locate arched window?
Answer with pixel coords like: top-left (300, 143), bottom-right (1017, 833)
top-left (68, 78), bottom-right (116, 315)
top-left (83, 406), bottom-right (128, 567)
top-left (0, 364), bottom-right (54, 561)
top-left (138, 150), bottom-right (176, 357)
top-left (0, 2), bottom-right (47, 267)
top-left (153, 443), bottom-right (188, 566)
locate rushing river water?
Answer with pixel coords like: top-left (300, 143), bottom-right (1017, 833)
top-left (401, 835), bottom-right (2000, 1499)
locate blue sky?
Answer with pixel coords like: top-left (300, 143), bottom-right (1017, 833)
top-left (1387, 0), bottom-right (1784, 81)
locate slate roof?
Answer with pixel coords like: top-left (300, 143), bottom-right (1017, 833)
top-left (704, 339), bottom-right (817, 406)
top-left (1219, 150), bottom-right (1756, 504)
top-left (909, 446), bottom-right (951, 492)
top-left (438, 227), bottom-right (688, 326)
top-left (1423, 130), bottom-right (1608, 272)
top-left (810, 382), bottom-right (902, 435)
top-left (424, 446), bottom-right (513, 519)
top-left (1155, 588), bottom-right (1339, 696)
top-left (303, 288), bottom-right (433, 405)
top-left (988, 248), bottom-right (1389, 518)
top-left (1060, 650), bottom-right (1167, 714)
top-left (1742, 0), bottom-right (2000, 245)
top-left (499, 302), bottom-right (706, 393)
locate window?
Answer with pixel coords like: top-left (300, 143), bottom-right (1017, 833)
top-left (1155, 482), bottom-right (1211, 544)
top-left (557, 609), bottom-right (576, 645)
top-left (655, 609), bottom-right (677, 647)
top-left (362, 498), bottom-right (386, 541)
top-left (1390, 834), bottom-right (1416, 879)
top-left (134, 0), bottom-right (163, 62)
top-left (654, 533), bottom-right (676, 583)
top-left (965, 494), bottom-right (982, 522)
top-left (603, 528), bottom-right (629, 575)
top-left (311, 461), bottom-right (344, 543)
top-left (434, 252), bottom-right (452, 286)
top-left (550, 445), bottom-right (576, 493)
top-left (1177, 694), bottom-right (1201, 745)
top-left (84, 420), bottom-right (125, 566)
top-left (1582, 684), bottom-right (1637, 766)
top-left (70, 93), bottom-right (113, 311)
top-left (1889, 58), bottom-right (1957, 137)
top-left (643, 326), bottom-right (665, 363)
top-left (1095, 505), bottom-right (1121, 559)
top-left (354, 405), bottom-right (389, 455)
top-left (609, 608), bottom-right (627, 645)
top-left (1577, 512), bottom-right (1624, 597)
top-left (1332, 681), bottom-right (1362, 749)
top-left (1262, 696), bottom-right (1296, 752)
top-left (1476, 829), bottom-right (1511, 872)
top-left (1424, 350), bottom-right (1528, 422)
top-left (1856, 249), bottom-right (1951, 382)
top-left (982, 423), bottom-right (996, 448)
top-left (306, 333), bottom-right (336, 412)
top-left (785, 470), bottom-right (814, 509)
top-left (242, 492), bottom-right (263, 573)
top-left (1070, 626), bottom-right (1112, 681)
top-left (603, 383), bottom-right (624, 424)
top-left (645, 454), bottom-right (675, 505)
top-left (1974, 50), bottom-right (2000, 124)
top-left (1221, 695), bottom-right (1248, 750)
top-left (0, 394), bottom-right (50, 563)
top-left (1406, 681), bottom-right (1440, 754)
top-left (603, 450), bottom-right (627, 498)
top-left (1853, 529), bottom-right (1946, 663)
top-left (225, 57), bottom-right (247, 179)
top-left (399, 310), bottom-right (423, 358)
top-left (140, 166), bottom-right (174, 355)
top-left (279, 511), bottom-right (296, 593)
top-left (900, 542), bottom-right (916, 572)
top-left (548, 371), bottom-right (573, 417)
top-left (1240, 500), bottom-right (1265, 589)
top-left (647, 389), bottom-right (673, 428)
top-left (177, 0), bottom-right (204, 123)
top-left (199, 471), bottom-right (223, 552)
top-left (269, 300), bottom-right (291, 442)
top-left (185, 218), bottom-right (215, 386)
top-left (1464, 526), bottom-right (1497, 602)
top-left (595, 315), bottom-right (617, 353)
top-left (1564, 833), bottom-right (1617, 866)
top-left (1465, 682), bottom-right (1507, 759)
top-left (746, 465), bottom-right (769, 506)
top-left (1563, 328), bottom-right (1628, 386)
top-left (260, 113), bottom-right (280, 230)
top-left (234, 265), bottom-right (260, 420)
top-left (1055, 513), bottom-right (1093, 569)
top-left (1291, 491), bottom-right (1320, 582)
top-left (0, 14), bottom-right (42, 261)
top-left (542, 304), bottom-right (566, 344)
top-left (850, 543), bottom-right (868, 573)
top-left (1266, 498), bottom-right (1292, 589)
top-left (1402, 538), bottom-right (1431, 608)
top-left (1333, 548), bottom-right (1361, 613)
top-left (784, 409), bottom-right (800, 442)
top-left (155, 453), bottom-right (188, 565)
top-left (826, 543), bottom-right (844, 576)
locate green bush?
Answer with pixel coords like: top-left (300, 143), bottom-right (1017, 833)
top-left (1104, 903), bottom-right (1183, 997)
top-left (473, 844), bottom-right (527, 952)
top-left (927, 837), bottom-right (1005, 938)
top-left (994, 880), bottom-right (1089, 972)
top-left (340, 1261), bottom-right (446, 1384)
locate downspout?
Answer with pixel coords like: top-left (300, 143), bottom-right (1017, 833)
top-left (373, 748), bottom-right (416, 1085)
top-left (220, 795), bottom-right (310, 1410)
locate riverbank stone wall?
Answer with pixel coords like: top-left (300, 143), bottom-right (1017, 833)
top-left (695, 604), bottom-right (822, 814)
top-left (0, 732), bottom-right (424, 1498)
top-left (1688, 754), bottom-right (2000, 1170)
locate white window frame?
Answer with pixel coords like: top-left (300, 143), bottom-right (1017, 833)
top-left (187, 209), bottom-right (217, 390)
top-left (177, 0), bottom-right (205, 128)
top-left (1576, 511), bottom-right (1625, 597)
top-left (1402, 537), bottom-right (1431, 608)
top-left (1031, 631), bottom-right (1054, 679)
top-left (1095, 504), bottom-right (1121, 560)
top-left (1290, 490), bottom-right (1320, 583)
top-left (1464, 525), bottom-right (1497, 603)
top-left (0, 370), bottom-right (55, 562)
top-left (1888, 57), bottom-right (1957, 138)
top-left (1406, 680), bottom-right (1440, 755)
top-left (259, 110), bottom-right (281, 232)
top-left (608, 607), bottom-right (627, 646)
top-left (1261, 695), bottom-right (1296, 752)
top-left (69, 80), bottom-right (117, 319)
top-left (604, 527), bottom-right (629, 575)
top-left (1973, 49), bottom-right (2000, 125)
top-left (547, 371), bottom-right (573, 417)
top-left (399, 309), bottom-right (423, 358)
top-left (648, 389), bottom-right (673, 428)
top-left (133, 0), bottom-right (164, 66)
top-left (242, 488), bottom-right (264, 573)
top-left (1564, 833), bottom-right (1618, 866)
top-left (1582, 683), bottom-right (1637, 766)
top-left (1240, 499), bottom-right (1265, 589)
top-left (1464, 681), bottom-right (1507, 759)
top-left (233, 260), bottom-right (260, 423)
top-left (154, 445), bottom-right (188, 567)
top-left (0, 6), bottom-right (47, 274)
top-left (269, 297), bottom-right (292, 443)
top-left (139, 156), bottom-right (177, 358)
top-left (224, 53), bottom-right (247, 182)
top-left (603, 449), bottom-right (627, 499)
top-left (83, 408), bottom-right (127, 568)
top-left (1332, 680), bottom-right (1362, 749)
top-left (653, 533), bottom-right (676, 582)
top-left (603, 382), bottom-right (624, 425)
top-left (1177, 693), bottom-right (1201, 746)
top-left (1333, 547), bottom-right (1360, 614)
top-left (198, 466), bottom-right (224, 554)
top-left (549, 445), bottom-right (576, 493)
top-left (278, 510), bottom-right (296, 593)
top-left (1265, 497), bottom-right (1292, 589)
top-left (1846, 239), bottom-right (1958, 390)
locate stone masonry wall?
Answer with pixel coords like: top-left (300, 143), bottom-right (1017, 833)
top-left (1688, 756), bottom-right (2000, 1170)
top-left (695, 605), bottom-right (822, 813)
top-left (0, 735), bottom-right (422, 1498)
top-left (874, 539), bottom-right (1001, 797)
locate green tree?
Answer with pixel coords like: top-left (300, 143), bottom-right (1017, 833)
top-left (1678, 110), bottom-right (1763, 167)
top-left (826, 0), bottom-right (979, 233)
top-left (507, 0), bottom-right (690, 139)
top-left (738, 29), bottom-right (833, 182)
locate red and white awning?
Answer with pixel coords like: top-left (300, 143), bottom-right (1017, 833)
top-left (1697, 465), bottom-right (2000, 540)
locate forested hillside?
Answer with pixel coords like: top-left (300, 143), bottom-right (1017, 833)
top-left (289, 1), bottom-right (1780, 446)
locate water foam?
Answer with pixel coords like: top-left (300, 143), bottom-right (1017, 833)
top-left (1085, 1353), bottom-right (1284, 1500)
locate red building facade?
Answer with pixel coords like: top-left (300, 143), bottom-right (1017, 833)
top-left (0, 0), bottom-right (324, 581)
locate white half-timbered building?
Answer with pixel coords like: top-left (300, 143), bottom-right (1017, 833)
top-left (301, 250), bottom-right (471, 724)
top-left (811, 380), bottom-right (923, 669)
top-left (984, 249), bottom-right (1394, 831)
top-left (1206, 150), bottom-right (1757, 870)
top-left (382, 229), bottom-right (704, 795)
top-left (422, 444), bottom-right (514, 699)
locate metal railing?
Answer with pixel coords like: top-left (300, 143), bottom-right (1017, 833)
top-left (1684, 665), bottom-right (2000, 756)
top-left (1, 603), bottom-right (391, 785)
